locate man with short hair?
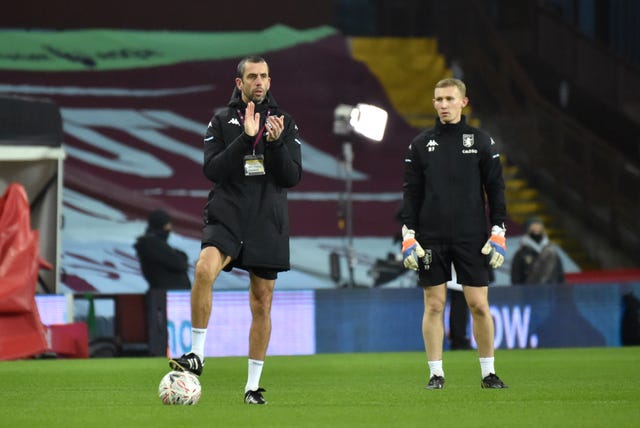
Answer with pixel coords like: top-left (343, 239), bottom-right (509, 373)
top-left (401, 78), bottom-right (508, 389)
top-left (169, 56), bottom-right (302, 405)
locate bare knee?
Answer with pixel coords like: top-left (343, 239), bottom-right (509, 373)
top-left (463, 286), bottom-right (491, 318)
top-left (426, 298), bottom-right (445, 315)
top-left (252, 297), bottom-right (272, 318)
top-left (424, 286), bottom-right (446, 316)
top-left (193, 258), bottom-right (216, 286)
top-left (193, 247), bottom-right (228, 287)
top-left (467, 299), bottom-right (490, 318)
top-left (249, 276), bottom-right (274, 317)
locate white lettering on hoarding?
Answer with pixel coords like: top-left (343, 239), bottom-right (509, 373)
top-left (470, 304), bottom-right (536, 350)
top-left (501, 305), bottom-right (531, 349)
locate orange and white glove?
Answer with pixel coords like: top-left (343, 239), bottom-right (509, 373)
top-left (401, 225), bottom-right (426, 271)
top-left (481, 224), bottom-right (507, 268)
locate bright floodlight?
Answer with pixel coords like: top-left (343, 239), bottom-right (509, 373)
top-left (333, 103), bottom-right (388, 142)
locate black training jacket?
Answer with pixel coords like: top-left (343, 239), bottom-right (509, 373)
top-left (401, 116), bottom-right (506, 243)
top-left (202, 87), bottom-right (302, 271)
top-left (134, 230), bottom-right (191, 290)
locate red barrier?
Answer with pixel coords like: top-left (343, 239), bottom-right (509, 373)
top-left (0, 183), bottom-right (48, 360)
top-left (565, 269), bottom-right (640, 284)
top-left (45, 323), bottom-right (89, 358)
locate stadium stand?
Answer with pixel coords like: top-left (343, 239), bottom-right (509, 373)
top-left (349, 35), bottom-right (586, 264)
top-left (424, 0), bottom-right (639, 270)
top-left (1, 0), bottom-right (637, 296)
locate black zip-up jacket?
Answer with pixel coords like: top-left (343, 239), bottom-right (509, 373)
top-left (134, 229), bottom-right (191, 290)
top-left (401, 116), bottom-right (506, 243)
top-left (202, 87), bottom-right (302, 271)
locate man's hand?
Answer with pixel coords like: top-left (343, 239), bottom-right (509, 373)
top-left (244, 101), bottom-right (260, 137)
top-left (266, 115), bottom-right (284, 142)
top-left (401, 225), bottom-right (426, 271)
top-left (481, 224), bottom-right (507, 268)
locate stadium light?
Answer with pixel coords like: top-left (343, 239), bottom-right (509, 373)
top-left (332, 103), bottom-right (388, 288)
top-left (333, 103), bottom-right (388, 142)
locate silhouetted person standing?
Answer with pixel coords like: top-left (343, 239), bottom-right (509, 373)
top-left (135, 209), bottom-right (190, 356)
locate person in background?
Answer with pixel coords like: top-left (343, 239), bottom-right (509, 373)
top-left (134, 208), bottom-right (190, 356)
top-left (447, 266), bottom-right (471, 350)
top-left (134, 209), bottom-right (190, 291)
top-left (400, 78), bottom-right (508, 390)
top-left (168, 55), bottom-right (302, 405)
top-left (511, 216), bottom-right (565, 285)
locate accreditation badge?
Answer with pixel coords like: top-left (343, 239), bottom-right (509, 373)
top-left (243, 154), bottom-right (266, 176)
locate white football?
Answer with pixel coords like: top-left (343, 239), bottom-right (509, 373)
top-left (158, 370), bottom-right (202, 405)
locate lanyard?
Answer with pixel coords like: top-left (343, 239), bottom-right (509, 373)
top-left (237, 108), bottom-right (271, 152)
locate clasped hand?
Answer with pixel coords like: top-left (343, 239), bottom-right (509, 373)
top-left (244, 101), bottom-right (284, 142)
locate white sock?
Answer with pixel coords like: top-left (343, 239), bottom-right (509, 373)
top-left (190, 328), bottom-right (207, 362)
top-left (479, 357), bottom-right (495, 378)
top-left (428, 360), bottom-right (444, 378)
top-left (245, 359), bottom-right (264, 393)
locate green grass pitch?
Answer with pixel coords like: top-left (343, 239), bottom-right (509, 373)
top-left (1, 347), bottom-right (639, 427)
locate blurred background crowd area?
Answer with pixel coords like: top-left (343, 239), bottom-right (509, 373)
top-left (1, 0), bottom-right (639, 294)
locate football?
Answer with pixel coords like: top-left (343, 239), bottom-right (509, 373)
top-left (158, 370), bottom-right (202, 405)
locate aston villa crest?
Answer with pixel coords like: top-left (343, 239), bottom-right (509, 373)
top-left (462, 134), bottom-right (474, 147)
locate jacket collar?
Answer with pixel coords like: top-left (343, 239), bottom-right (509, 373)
top-left (434, 114), bottom-right (467, 132)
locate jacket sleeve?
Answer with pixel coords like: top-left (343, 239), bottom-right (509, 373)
top-left (480, 135), bottom-right (507, 227)
top-left (400, 138), bottom-right (424, 231)
top-left (264, 116), bottom-right (302, 188)
top-left (203, 114), bottom-right (252, 183)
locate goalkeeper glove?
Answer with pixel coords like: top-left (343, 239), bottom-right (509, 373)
top-left (401, 225), bottom-right (426, 271)
top-left (481, 224), bottom-right (507, 269)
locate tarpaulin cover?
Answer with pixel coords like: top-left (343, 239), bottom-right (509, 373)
top-left (0, 183), bottom-right (48, 359)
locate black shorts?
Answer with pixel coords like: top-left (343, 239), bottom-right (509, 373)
top-left (201, 223), bottom-right (278, 281)
top-left (417, 241), bottom-right (490, 287)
